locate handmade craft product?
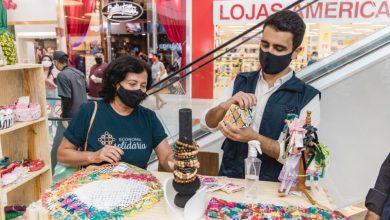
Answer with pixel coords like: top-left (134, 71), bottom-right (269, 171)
top-left (222, 104), bottom-right (253, 128)
top-left (41, 163), bottom-right (163, 219)
top-left (206, 197), bottom-right (348, 220)
top-left (278, 112), bottom-right (330, 205)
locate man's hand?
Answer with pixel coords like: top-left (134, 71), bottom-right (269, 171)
top-left (90, 145), bottom-right (124, 164)
top-left (218, 121), bottom-right (258, 143)
top-left (220, 91), bottom-right (257, 110)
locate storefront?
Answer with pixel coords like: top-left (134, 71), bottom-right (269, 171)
top-left (61, 0), bottom-right (187, 94)
top-left (189, 0), bottom-right (390, 98)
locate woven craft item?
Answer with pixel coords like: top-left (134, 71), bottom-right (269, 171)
top-left (206, 197), bottom-right (348, 220)
top-left (223, 104), bottom-right (253, 128)
top-left (41, 163), bottom-right (163, 219)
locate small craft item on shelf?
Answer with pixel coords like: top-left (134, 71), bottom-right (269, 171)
top-left (206, 197), bottom-right (348, 220)
top-left (4, 205), bottom-right (26, 220)
top-left (0, 106), bottom-right (13, 129)
top-left (222, 104), bottom-right (253, 128)
top-left (0, 159), bottom-right (45, 186)
top-left (41, 163), bottom-right (163, 220)
top-left (0, 162), bottom-right (29, 186)
top-left (172, 108), bottom-right (201, 208)
top-left (12, 96), bottom-right (41, 122)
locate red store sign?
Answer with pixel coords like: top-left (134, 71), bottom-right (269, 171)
top-left (213, 0), bottom-right (390, 24)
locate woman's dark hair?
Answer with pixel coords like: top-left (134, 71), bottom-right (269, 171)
top-left (40, 55), bottom-right (54, 78)
top-left (100, 55), bottom-right (152, 102)
top-left (263, 10), bottom-right (306, 51)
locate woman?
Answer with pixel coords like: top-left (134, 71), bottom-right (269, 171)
top-left (57, 56), bottom-right (174, 171)
top-left (41, 55), bottom-right (59, 117)
top-left (149, 53), bottom-right (167, 110)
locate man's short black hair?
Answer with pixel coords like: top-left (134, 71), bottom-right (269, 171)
top-left (311, 51), bottom-right (318, 56)
top-left (57, 56), bottom-right (69, 65)
top-left (100, 55), bottom-right (152, 102)
top-left (263, 10), bottom-right (306, 50)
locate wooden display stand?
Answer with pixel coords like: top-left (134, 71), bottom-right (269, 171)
top-left (0, 64), bottom-right (52, 219)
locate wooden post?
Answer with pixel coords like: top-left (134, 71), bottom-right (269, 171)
top-left (179, 108), bottom-right (192, 145)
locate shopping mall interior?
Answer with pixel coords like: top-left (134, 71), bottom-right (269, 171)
top-left (0, 0), bottom-right (389, 219)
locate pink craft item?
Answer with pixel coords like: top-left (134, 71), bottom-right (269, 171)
top-left (13, 103), bottom-right (41, 122)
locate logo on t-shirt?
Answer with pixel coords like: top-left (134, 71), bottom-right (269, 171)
top-left (98, 131), bottom-right (147, 150)
top-left (98, 131), bottom-right (116, 145)
top-left (115, 137), bottom-right (147, 150)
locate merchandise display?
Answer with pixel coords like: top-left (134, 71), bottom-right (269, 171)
top-left (214, 45), bottom-right (259, 91)
top-left (278, 112), bottom-right (330, 205)
top-left (206, 197), bottom-right (347, 220)
top-left (41, 163), bottom-right (163, 219)
top-left (172, 108), bottom-right (201, 208)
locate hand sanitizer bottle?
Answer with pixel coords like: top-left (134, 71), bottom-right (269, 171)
top-left (244, 140), bottom-right (262, 199)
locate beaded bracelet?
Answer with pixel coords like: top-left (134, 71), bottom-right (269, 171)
top-left (175, 160), bottom-right (200, 168)
top-left (176, 166), bottom-right (196, 173)
top-left (173, 155), bottom-right (198, 162)
top-left (173, 169), bottom-right (197, 180)
top-left (175, 140), bottom-right (198, 150)
top-left (176, 150), bottom-right (198, 157)
top-left (174, 176), bottom-right (197, 184)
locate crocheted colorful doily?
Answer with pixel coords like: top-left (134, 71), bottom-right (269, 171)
top-left (41, 163), bottom-right (163, 219)
top-left (206, 197), bottom-right (348, 220)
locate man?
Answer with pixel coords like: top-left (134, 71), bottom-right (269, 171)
top-left (307, 51), bottom-right (319, 66)
top-left (365, 153), bottom-right (390, 220)
top-left (51, 51), bottom-right (88, 174)
top-left (201, 10), bottom-right (320, 182)
top-left (88, 53), bottom-right (108, 98)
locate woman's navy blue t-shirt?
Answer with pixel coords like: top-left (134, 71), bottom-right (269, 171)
top-left (64, 100), bottom-right (167, 169)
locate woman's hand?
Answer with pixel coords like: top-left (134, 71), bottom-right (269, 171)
top-left (90, 145), bottom-right (124, 164)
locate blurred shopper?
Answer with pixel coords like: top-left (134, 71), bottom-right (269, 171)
top-left (88, 53), bottom-right (108, 98)
top-left (41, 55), bottom-right (60, 116)
top-left (365, 153), bottom-right (390, 220)
top-left (307, 51), bottom-right (319, 66)
top-left (51, 51), bottom-right (88, 174)
top-left (149, 53), bottom-right (167, 110)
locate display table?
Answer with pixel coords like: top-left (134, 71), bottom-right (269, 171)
top-left (33, 171), bottom-right (336, 220)
top-left (128, 171), bottom-right (334, 219)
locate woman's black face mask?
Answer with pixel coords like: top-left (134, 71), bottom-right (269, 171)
top-left (117, 85), bottom-right (147, 108)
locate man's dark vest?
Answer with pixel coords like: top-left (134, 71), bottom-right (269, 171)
top-left (218, 71), bottom-right (320, 182)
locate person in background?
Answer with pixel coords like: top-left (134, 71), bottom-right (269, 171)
top-left (137, 51), bottom-right (148, 62)
top-left (201, 10), bottom-right (320, 181)
top-left (51, 51), bottom-right (88, 174)
top-left (149, 53), bottom-right (167, 110)
top-left (57, 55), bottom-right (174, 171)
top-left (41, 55), bottom-right (60, 140)
top-left (88, 53), bottom-right (108, 98)
top-left (365, 153), bottom-right (390, 220)
top-left (307, 51), bottom-right (318, 66)
top-left (41, 55), bottom-right (60, 117)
